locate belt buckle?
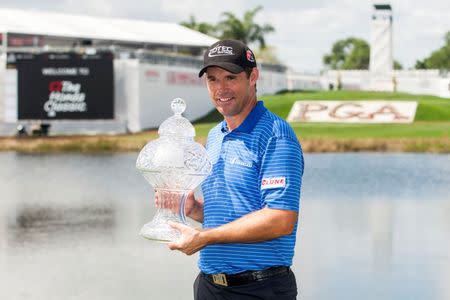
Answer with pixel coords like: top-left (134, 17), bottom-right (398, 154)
top-left (212, 273), bottom-right (228, 286)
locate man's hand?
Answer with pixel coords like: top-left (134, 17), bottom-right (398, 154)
top-left (167, 221), bottom-right (208, 255)
top-left (183, 191), bottom-right (196, 217)
top-left (154, 190), bottom-right (203, 223)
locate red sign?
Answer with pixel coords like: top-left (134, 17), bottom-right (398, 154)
top-left (167, 71), bottom-right (203, 86)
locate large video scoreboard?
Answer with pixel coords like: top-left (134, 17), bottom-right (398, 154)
top-left (9, 51), bottom-right (114, 120)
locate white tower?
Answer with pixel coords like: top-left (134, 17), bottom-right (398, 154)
top-left (369, 4), bottom-right (393, 73)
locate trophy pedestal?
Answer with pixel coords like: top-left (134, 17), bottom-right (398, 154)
top-left (139, 190), bottom-right (187, 242)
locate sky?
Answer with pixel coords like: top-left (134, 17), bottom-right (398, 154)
top-left (0, 0), bottom-right (449, 73)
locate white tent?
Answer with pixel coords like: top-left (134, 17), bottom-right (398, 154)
top-left (0, 8), bottom-right (217, 47)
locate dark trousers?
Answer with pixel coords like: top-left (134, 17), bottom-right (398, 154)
top-left (193, 269), bottom-right (298, 300)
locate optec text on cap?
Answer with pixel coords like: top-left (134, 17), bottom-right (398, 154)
top-left (208, 46), bottom-right (234, 57)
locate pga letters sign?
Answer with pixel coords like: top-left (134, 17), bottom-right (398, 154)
top-left (287, 101), bottom-right (418, 123)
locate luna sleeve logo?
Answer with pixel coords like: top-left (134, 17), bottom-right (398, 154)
top-left (261, 177), bottom-right (286, 190)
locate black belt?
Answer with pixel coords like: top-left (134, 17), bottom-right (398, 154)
top-left (203, 266), bottom-right (290, 287)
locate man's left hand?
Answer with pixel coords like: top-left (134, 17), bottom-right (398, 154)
top-left (167, 221), bottom-right (207, 255)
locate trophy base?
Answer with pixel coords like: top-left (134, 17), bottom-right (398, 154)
top-left (139, 219), bottom-right (182, 243)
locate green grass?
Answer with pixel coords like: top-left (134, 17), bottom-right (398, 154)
top-left (289, 122), bottom-right (449, 139)
top-left (193, 90), bottom-right (450, 139)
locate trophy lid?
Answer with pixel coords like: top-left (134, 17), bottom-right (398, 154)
top-left (158, 98), bottom-right (195, 138)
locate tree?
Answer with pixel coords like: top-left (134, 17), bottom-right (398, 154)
top-left (323, 37), bottom-right (370, 70)
top-left (217, 6), bottom-right (274, 49)
top-left (415, 59), bottom-right (427, 69)
top-left (323, 37), bottom-right (405, 70)
top-left (254, 46), bottom-right (281, 64)
top-left (394, 60), bottom-right (403, 70)
top-left (415, 31), bottom-right (450, 70)
top-left (180, 15), bottom-right (217, 36)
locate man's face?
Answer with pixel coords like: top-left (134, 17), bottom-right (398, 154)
top-left (205, 66), bottom-right (258, 118)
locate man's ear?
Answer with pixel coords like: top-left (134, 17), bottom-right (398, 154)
top-left (250, 68), bottom-right (259, 86)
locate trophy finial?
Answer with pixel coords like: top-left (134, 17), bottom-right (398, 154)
top-left (171, 98), bottom-right (186, 115)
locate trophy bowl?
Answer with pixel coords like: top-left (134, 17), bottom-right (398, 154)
top-left (136, 98), bottom-right (212, 242)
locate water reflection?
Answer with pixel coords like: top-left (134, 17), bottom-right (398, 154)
top-left (368, 199), bottom-right (394, 272)
top-left (9, 203), bottom-right (114, 247)
top-left (0, 152), bottom-right (449, 300)
top-left (14, 204), bottom-right (114, 228)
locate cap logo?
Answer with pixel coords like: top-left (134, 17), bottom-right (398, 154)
top-left (208, 45), bottom-right (234, 57)
top-left (246, 50), bottom-right (255, 62)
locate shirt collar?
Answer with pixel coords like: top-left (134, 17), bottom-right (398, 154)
top-left (220, 101), bottom-right (267, 134)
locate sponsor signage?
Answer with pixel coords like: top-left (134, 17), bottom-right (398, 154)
top-left (167, 71), bottom-right (203, 86)
top-left (208, 45), bottom-right (234, 57)
top-left (144, 69), bottom-right (160, 81)
top-left (287, 101), bottom-right (417, 123)
top-left (13, 52), bottom-right (114, 120)
top-left (261, 177), bottom-right (286, 190)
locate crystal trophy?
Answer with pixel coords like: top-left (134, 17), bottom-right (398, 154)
top-left (136, 98), bottom-right (212, 242)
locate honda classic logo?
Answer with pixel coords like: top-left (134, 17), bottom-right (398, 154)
top-left (208, 45), bottom-right (234, 57)
top-left (44, 80), bottom-right (87, 117)
top-left (261, 177), bottom-right (286, 190)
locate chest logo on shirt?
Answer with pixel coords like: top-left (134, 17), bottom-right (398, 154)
top-left (261, 177), bottom-right (286, 189)
top-left (230, 157), bottom-right (253, 168)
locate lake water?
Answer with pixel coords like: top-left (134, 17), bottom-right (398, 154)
top-left (0, 152), bottom-right (449, 300)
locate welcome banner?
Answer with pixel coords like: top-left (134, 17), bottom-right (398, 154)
top-left (13, 52), bottom-right (114, 120)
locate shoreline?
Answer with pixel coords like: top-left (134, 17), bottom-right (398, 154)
top-left (1, 134), bottom-right (448, 154)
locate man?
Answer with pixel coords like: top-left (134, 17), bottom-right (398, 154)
top-left (168, 39), bottom-right (304, 300)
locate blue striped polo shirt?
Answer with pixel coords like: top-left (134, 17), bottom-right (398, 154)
top-left (200, 100), bottom-right (304, 274)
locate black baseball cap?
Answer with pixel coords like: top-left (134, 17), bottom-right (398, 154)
top-left (198, 39), bottom-right (257, 77)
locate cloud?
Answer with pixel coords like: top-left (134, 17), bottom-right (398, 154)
top-left (258, 4), bottom-right (370, 71)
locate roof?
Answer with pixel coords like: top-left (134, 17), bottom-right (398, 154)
top-left (0, 8), bottom-right (217, 47)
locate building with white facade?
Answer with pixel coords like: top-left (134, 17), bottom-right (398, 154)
top-left (0, 8), bottom-right (288, 136)
top-left (369, 4), bottom-right (393, 74)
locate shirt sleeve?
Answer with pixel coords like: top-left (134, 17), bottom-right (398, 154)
top-left (259, 136), bottom-right (304, 212)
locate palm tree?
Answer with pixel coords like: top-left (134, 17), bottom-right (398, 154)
top-left (180, 15), bottom-right (217, 36)
top-left (217, 6), bottom-right (274, 49)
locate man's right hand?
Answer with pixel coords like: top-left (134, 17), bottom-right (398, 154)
top-left (154, 190), bottom-right (203, 223)
top-left (183, 191), bottom-right (197, 217)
